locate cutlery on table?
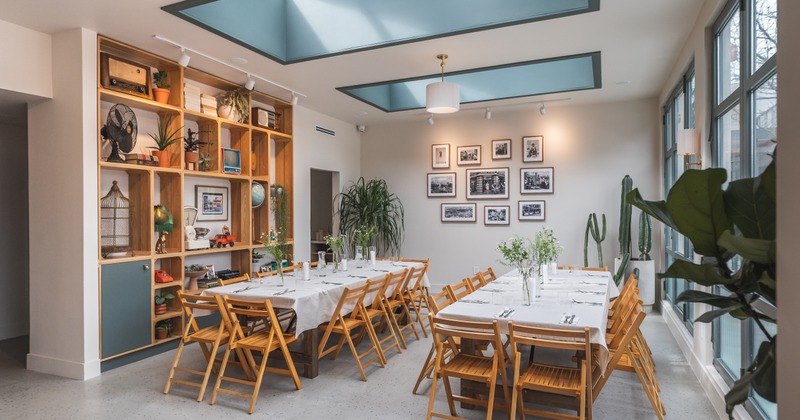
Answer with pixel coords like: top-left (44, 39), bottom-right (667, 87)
top-left (572, 299), bottom-right (602, 306)
top-left (458, 298), bottom-right (489, 304)
top-left (273, 289), bottom-right (296, 296)
top-left (322, 281), bottom-right (343, 285)
top-left (233, 286), bottom-right (253, 293)
top-left (576, 290), bottom-right (605, 295)
top-left (372, 269), bottom-right (389, 272)
top-left (503, 309), bottom-right (516, 319)
top-left (348, 275), bottom-right (368, 278)
top-left (496, 307), bottom-right (511, 318)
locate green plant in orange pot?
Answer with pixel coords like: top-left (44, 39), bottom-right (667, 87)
top-left (148, 115), bottom-right (182, 168)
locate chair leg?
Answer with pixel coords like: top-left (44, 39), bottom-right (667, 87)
top-left (485, 358), bottom-right (498, 420)
top-left (163, 340), bottom-right (186, 394)
top-left (426, 354), bottom-right (441, 420)
top-left (344, 329), bottom-right (368, 381)
top-left (278, 340), bottom-right (303, 390)
top-left (442, 374), bottom-right (457, 416)
top-left (388, 307), bottom-right (410, 349)
top-left (413, 344), bottom-right (436, 394)
top-left (209, 345), bottom-right (233, 406)
top-left (196, 339), bottom-right (222, 402)
top-left (247, 349), bottom-right (271, 414)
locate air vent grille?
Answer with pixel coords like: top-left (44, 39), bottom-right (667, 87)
top-left (315, 126), bottom-right (335, 136)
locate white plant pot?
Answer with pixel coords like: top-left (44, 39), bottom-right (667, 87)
top-left (614, 257), bottom-right (656, 306)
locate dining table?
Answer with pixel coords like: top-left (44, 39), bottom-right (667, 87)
top-left (434, 267), bottom-right (619, 408)
top-left (201, 259), bottom-right (429, 378)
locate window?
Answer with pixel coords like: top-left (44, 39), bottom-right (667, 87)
top-left (661, 67), bottom-right (695, 332)
top-left (712, 1), bottom-right (777, 418)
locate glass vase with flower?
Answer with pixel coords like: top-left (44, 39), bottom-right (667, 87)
top-left (325, 234), bottom-right (346, 272)
top-left (263, 230), bottom-right (290, 286)
top-left (497, 235), bottom-right (539, 305)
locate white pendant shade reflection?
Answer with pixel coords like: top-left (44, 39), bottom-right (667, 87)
top-left (426, 81), bottom-right (460, 114)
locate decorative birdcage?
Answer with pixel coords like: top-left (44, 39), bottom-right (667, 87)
top-left (100, 180), bottom-right (132, 258)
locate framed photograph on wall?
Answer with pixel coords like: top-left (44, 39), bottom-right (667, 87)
top-left (466, 167), bottom-right (509, 199)
top-left (441, 203), bottom-right (477, 222)
top-left (492, 139), bottom-right (511, 160)
top-left (427, 172), bottom-right (456, 197)
top-left (520, 167), bottom-right (554, 194)
top-left (196, 185), bottom-right (229, 221)
top-left (522, 135), bottom-right (544, 162)
top-left (432, 144), bottom-right (450, 169)
top-left (457, 145), bottom-right (481, 166)
top-left (484, 205), bottom-right (510, 225)
top-left (518, 200), bottom-right (546, 221)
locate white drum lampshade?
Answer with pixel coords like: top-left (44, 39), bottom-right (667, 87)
top-left (677, 128), bottom-right (700, 156)
top-left (426, 81), bottom-right (460, 114)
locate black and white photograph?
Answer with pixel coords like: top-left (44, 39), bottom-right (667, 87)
top-left (492, 139), bottom-right (511, 160)
top-left (518, 200), bottom-right (546, 221)
top-left (520, 167), bottom-right (554, 194)
top-left (441, 203), bottom-right (477, 222)
top-left (457, 145), bottom-right (481, 166)
top-left (427, 172), bottom-right (456, 197)
top-left (195, 185), bottom-right (229, 221)
top-left (467, 167), bottom-right (509, 199)
top-left (522, 135), bottom-right (544, 162)
top-left (484, 205), bottom-right (510, 225)
top-left (431, 144), bottom-right (450, 169)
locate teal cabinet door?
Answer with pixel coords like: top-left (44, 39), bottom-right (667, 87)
top-left (101, 261), bottom-right (152, 358)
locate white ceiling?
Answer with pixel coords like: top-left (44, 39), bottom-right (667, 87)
top-left (0, 0), bottom-right (703, 126)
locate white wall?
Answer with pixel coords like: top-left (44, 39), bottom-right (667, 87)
top-left (27, 28), bottom-right (99, 380)
top-left (0, 121), bottom-right (29, 340)
top-left (292, 106), bottom-right (361, 261)
top-left (0, 19), bottom-right (52, 99)
top-left (361, 99), bottom-right (660, 288)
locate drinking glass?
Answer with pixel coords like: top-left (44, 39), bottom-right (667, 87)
top-left (317, 251), bottom-right (326, 270)
top-left (355, 246), bottom-right (364, 261)
top-left (369, 246), bottom-right (377, 263)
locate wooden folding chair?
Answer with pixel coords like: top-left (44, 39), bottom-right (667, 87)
top-left (444, 278), bottom-right (476, 302)
top-left (478, 267), bottom-right (497, 284)
top-left (318, 282), bottom-right (386, 381)
top-left (383, 268), bottom-right (420, 349)
top-left (427, 317), bottom-right (510, 420)
top-left (413, 289), bottom-right (455, 395)
top-left (355, 275), bottom-right (403, 364)
top-left (210, 296), bottom-right (302, 414)
top-left (508, 323), bottom-right (593, 420)
top-left (403, 264), bottom-right (432, 337)
top-left (467, 273), bottom-right (487, 290)
top-left (164, 291), bottom-right (252, 401)
top-left (218, 273), bottom-right (251, 286)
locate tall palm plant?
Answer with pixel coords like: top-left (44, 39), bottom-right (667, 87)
top-left (336, 178), bottom-right (404, 256)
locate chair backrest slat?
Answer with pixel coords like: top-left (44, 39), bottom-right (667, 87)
top-left (218, 273), bottom-right (251, 286)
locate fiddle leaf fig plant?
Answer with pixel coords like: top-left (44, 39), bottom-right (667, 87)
top-left (627, 159), bottom-right (776, 417)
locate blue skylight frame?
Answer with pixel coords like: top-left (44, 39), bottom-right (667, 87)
top-left (163, 0), bottom-right (600, 64)
top-left (337, 52), bottom-right (602, 113)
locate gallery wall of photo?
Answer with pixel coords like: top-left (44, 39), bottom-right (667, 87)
top-left (428, 135), bottom-right (552, 226)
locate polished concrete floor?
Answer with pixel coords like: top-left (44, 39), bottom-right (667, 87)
top-left (0, 314), bottom-right (718, 419)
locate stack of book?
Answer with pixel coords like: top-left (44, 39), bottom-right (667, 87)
top-left (201, 94), bottom-right (218, 116)
top-left (124, 153), bottom-right (159, 167)
top-left (184, 83), bottom-right (201, 112)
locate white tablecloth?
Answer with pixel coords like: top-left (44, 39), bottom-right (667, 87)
top-left (201, 260), bottom-right (428, 335)
top-left (436, 268), bottom-right (619, 373)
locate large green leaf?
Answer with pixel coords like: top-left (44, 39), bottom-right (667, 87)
top-left (662, 260), bottom-right (735, 286)
top-left (724, 175), bottom-right (775, 240)
top-left (759, 159), bottom-right (776, 203)
top-left (717, 231), bottom-right (773, 264)
top-left (725, 370), bottom-right (754, 417)
top-left (758, 272), bottom-right (776, 306)
top-left (676, 290), bottom-right (740, 308)
top-left (665, 169), bottom-right (732, 257)
top-left (626, 189), bottom-right (677, 230)
top-left (751, 339), bottom-right (776, 402)
top-left (694, 305), bottom-right (742, 323)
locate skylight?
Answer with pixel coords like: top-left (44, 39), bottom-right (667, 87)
top-left (163, 0), bottom-right (600, 64)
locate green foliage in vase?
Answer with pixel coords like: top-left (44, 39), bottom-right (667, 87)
top-left (497, 235), bottom-right (537, 275)
top-left (628, 160), bottom-right (776, 417)
top-left (534, 227), bottom-right (563, 264)
top-left (336, 178), bottom-right (404, 256)
top-left (352, 225), bottom-right (377, 250)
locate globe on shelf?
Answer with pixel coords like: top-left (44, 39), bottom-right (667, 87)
top-left (252, 181), bottom-right (266, 208)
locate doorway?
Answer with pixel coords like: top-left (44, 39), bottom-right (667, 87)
top-left (310, 169), bottom-right (338, 260)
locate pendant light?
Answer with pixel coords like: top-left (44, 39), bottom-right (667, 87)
top-left (426, 54), bottom-right (460, 114)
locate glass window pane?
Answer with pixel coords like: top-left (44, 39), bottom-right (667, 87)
top-left (754, 75), bottom-right (777, 173)
top-left (753, 0), bottom-right (777, 73)
top-left (665, 109), bottom-right (674, 150)
top-left (750, 319), bottom-right (777, 419)
top-left (718, 314), bottom-right (743, 379)
top-left (687, 74), bottom-right (696, 129)
top-left (718, 105), bottom-right (742, 181)
top-left (717, 9), bottom-right (741, 103)
top-left (674, 92), bottom-right (685, 130)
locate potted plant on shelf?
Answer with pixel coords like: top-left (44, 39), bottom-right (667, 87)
top-left (217, 87), bottom-right (250, 123)
top-left (154, 291), bottom-right (175, 315)
top-left (336, 178), bottom-right (404, 257)
top-left (184, 128), bottom-right (208, 170)
top-left (155, 319), bottom-right (175, 340)
top-left (152, 70), bottom-right (171, 104)
top-left (148, 115), bottom-right (183, 168)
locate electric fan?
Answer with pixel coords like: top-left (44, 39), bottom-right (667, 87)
top-left (100, 104), bottom-right (138, 162)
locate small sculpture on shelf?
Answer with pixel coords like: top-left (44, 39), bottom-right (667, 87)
top-left (210, 225), bottom-right (236, 248)
top-left (154, 204), bottom-right (174, 254)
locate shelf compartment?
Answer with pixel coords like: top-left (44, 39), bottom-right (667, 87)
top-left (154, 279), bottom-right (183, 290)
top-left (99, 89), bottom-right (182, 115)
top-left (154, 256), bottom-right (184, 287)
top-left (229, 179), bottom-right (252, 246)
top-left (155, 172), bottom-right (183, 253)
top-left (251, 131), bottom-right (270, 178)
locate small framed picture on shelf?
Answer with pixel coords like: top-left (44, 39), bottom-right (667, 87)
top-left (491, 139), bottom-right (511, 160)
top-left (518, 200), bottom-right (546, 221)
top-left (441, 203), bottom-right (477, 222)
top-left (520, 167), bottom-right (554, 194)
top-left (427, 172), bottom-right (456, 197)
top-left (466, 167), bottom-right (509, 200)
top-left (484, 205), bottom-right (510, 225)
top-left (522, 135), bottom-right (544, 162)
top-left (432, 144), bottom-right (450, 169)
top-left (457, 145), bottom-right (481, 166)
top-left (196, 185), bottom-right (229, 221)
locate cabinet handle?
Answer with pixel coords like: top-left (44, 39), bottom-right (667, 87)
top-left (143, 264), bottom-right (150, 270)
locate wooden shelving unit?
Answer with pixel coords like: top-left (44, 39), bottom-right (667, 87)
top-left (96, 36), bottom-right (294, 362)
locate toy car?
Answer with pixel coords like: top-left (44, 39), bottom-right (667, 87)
top-left (210, 233), bottom-right (236, 248)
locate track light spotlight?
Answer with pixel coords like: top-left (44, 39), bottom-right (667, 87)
top-left (178, 48), bottom-right (191, 67)
top-left (484, 108), bottom-right (492, 120)
top-left (245, 75), bottom-right (255, 90)
top-left (427, 115), bottom-right (435, 126)
top-left (539, 104), bottom-right (547, 116)
top-left (291, 93), bottom-right (299, 106)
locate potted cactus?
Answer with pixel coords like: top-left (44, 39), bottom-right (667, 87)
top-left (613, 174), bottom-right (655, 305)
top-left (153, 70), bottom-right (171, 104)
